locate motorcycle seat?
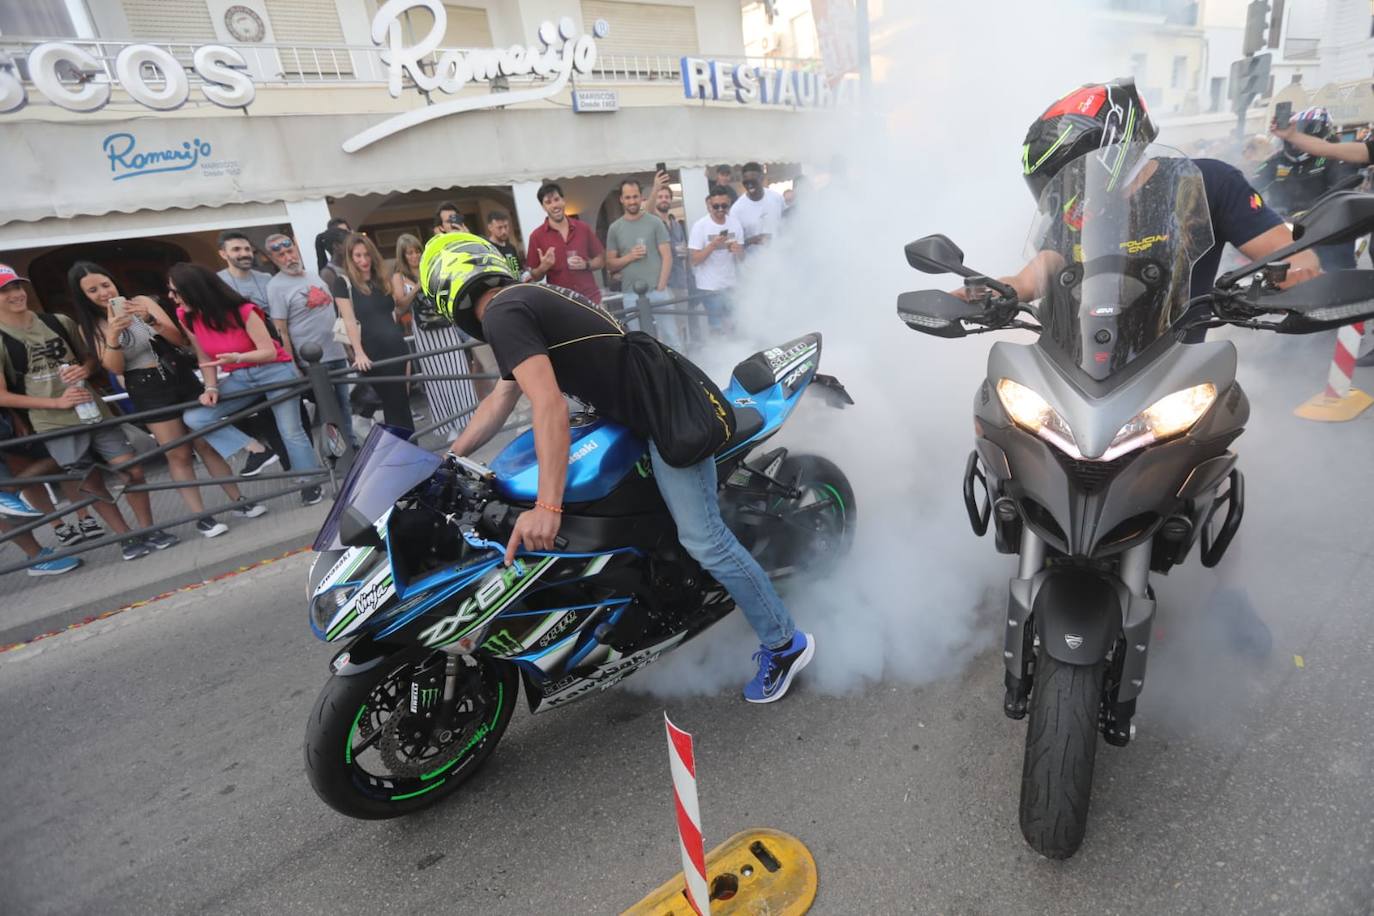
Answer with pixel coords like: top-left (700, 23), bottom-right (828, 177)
top-left (720, 405), bottom-right (765, 454)
top-left (731, 353), bottom-right (776, 394)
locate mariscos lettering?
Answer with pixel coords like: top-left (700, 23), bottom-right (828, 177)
top-left (102, 133), bottom-right (214, 181)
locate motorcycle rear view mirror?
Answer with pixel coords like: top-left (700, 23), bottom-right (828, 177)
top-left (905, 234), bottom-right (969, 275)
top-left (897, 289), bottom-right (984, 338)
top-left (1292, 191), bottom-right (1374, 247)
top-left (1247, 269), bottom-right (1374, 333)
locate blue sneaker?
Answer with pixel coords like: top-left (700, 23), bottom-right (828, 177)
top-left (27, 548), bottom-right (81, 577)
top-left (0, 491), bottom-right (41, 518)
top-left (744, 632), bottom-right (815, 704)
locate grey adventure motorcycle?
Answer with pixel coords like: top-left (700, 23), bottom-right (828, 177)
top-left (896, 143), bottom-right (1374, 858)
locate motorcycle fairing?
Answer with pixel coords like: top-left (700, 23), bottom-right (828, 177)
top-left (977, 338), bottom-right (1248, 559)
top-left (490, 333), bottom-right (827, 504)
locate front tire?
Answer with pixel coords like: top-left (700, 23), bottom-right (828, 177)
top-left (1018, 651), bottom-right (1104, 859)
top-left (305, 651), bottom-right (518, 819)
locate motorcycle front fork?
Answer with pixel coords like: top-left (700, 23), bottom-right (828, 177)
top-left (1003, 533), bottom-right (1151, 742)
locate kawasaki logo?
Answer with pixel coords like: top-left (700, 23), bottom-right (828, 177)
top-left (569, 440), bottom-right (599, 464)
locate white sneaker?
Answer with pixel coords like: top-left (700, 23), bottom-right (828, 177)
top-left (196, 517), bottom-right (229, 538)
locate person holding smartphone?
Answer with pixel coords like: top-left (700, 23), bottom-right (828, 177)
top-left (687, 185), bottom-right (745, 334)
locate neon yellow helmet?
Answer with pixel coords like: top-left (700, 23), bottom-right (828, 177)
top-left (420, 232), bottom-right (517, 338)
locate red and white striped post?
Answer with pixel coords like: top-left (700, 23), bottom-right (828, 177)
top-left (664, 713), bottom-right (710, 916)
top-left (1295, 321), bottom-right (1374, 422)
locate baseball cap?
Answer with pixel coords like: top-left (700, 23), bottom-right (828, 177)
top-left (0, 264), bottom-right (29, 289)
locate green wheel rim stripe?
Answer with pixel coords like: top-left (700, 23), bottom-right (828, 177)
top-left (419, 681), bottom-right (505, 782)
top-left (345, 704), bottom-right (367, 764)
top-left (390, 779), bottom-right (448, 801)
top-left (819, 483), bottom-right (847, 519)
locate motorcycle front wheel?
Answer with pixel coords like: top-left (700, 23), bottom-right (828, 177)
top-left (305, 650), bottom-right (518, 819)
top-left (1018, 651), bottom-right (1104, 859)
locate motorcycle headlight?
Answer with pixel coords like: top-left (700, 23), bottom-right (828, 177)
top-left (310, 584), bottom-right (357, 639)
top-left (996, 379), bottom-right (1080, 457)
top-left (1102, 383), bottom-right (1216, 461)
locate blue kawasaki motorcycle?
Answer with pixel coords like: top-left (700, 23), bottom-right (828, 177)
top-left (304, 333), bottom-right (855, 818)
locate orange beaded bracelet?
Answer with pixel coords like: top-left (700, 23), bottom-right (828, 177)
top-left (535, 501), bottom-right (563, 513)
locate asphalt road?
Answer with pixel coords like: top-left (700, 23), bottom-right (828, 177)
top-left (2, 337), bottom-right (1372, 915)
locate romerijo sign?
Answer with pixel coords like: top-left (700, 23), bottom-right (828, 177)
top-left (341, 0), bottom-right (606, 152)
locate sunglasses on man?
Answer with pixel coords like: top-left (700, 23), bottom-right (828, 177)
top-left (266, 239), bottom-right (294, 253)
top-left (710, 203), bottom-right (730, 212)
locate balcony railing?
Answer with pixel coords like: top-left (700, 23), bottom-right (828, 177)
top-left (0, 36), bottom-right (823, 97)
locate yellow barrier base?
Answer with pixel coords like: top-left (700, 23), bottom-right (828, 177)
top-left (623, 828), bottom-right (817, 915)
top-left (1294, 388), bottom-right (1374, 422)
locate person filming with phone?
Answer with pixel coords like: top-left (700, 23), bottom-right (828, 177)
top-left (688, 185), bottom-right (745, 336)
top-left (1255, 106), bottom-right (1361, 269)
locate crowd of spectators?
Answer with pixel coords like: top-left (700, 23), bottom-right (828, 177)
top-left (0, 162), bottom-right (798, 580)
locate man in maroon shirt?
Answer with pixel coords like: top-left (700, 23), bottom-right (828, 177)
top-left (526, 182), bottom-right (606, 303)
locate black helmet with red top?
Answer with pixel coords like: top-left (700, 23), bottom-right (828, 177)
top-left (1022, 78), bottom-right (1159, 203)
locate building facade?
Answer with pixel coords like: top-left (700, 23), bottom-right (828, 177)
top-left (0, 0), bottom-right (845, 309)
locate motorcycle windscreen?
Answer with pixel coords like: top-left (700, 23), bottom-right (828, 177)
top-left (1024, 143), bottom-right (1215, 381)
top-left (313, 425), bottom-right (441, 551)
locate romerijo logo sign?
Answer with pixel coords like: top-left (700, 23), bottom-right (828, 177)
top-left (341, 0), bottom-right (606, 153)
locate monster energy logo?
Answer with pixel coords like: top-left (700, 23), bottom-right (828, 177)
top-left (409, 682), bottom-right (441, 712)
top-left (482, 629), bottom-right (523, 655)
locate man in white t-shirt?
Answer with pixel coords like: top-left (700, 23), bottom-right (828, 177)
top-left (687, 184), bottom-right (745, 334)
top-left (730, 161), bottom-right (785, 252)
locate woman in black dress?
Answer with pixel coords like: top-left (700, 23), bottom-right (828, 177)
top-left (331, 233), bottom-right (413, 431)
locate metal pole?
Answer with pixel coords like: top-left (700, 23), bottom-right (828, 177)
top-left (633, 280), bottom-right (656, 337)
top-left (300, 343), bottom-right (357, 474)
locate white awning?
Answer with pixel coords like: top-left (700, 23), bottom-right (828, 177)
top-left (0, 105), bottom-right (830, 227)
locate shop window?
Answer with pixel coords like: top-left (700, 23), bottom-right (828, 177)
top-left (580, 1), bottom-right (700, 61)
top-left (25, 239), bottom-right (190, 315)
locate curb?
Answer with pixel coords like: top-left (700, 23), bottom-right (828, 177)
top-left (0, 533), bottom-right (315, 652)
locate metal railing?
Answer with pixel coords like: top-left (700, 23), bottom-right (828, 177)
top-left (0, 291), bottom-right (722, 579)
top-left (0, 342), bottom-right (496, 578)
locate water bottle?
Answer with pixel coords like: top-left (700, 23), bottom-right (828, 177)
top-left (62, 364), bottom-right (102, 425)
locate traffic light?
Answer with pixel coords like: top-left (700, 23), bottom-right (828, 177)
top-left (1243, 0), bottom-right (1270, 57)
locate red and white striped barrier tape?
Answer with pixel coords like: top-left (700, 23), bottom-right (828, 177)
top-left (1324, 322), bottom-right (1365, 399)
top-left (665, 713), bottom-right (710, 916)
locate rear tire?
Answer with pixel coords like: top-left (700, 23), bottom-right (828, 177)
top-left (771, 454), bottom-right (856, 576)
top-left (1018, 651), bottom-right (1104, 859)
top-left (305, 651), bottom-right (518, 819)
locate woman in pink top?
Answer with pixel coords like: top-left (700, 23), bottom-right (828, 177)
top-left (172, 264), bottom-right (323, 505)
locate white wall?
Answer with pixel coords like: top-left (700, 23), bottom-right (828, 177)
top-left (1321, 0), bottom-right (1374, 83)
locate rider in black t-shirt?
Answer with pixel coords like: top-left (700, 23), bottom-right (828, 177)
top-left (420, 233), bottom-right (816, 704)
top-left (984, 79), bottom-right (1321, 316)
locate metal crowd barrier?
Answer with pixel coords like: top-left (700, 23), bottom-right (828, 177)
top-left (0, 340), bottom-right (497, 578)
top-left (1, 291), bottom-right (708, 578)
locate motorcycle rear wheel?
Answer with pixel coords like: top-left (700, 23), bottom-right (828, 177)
top-left (305, 651), bottom-right (518, 819)
top-left (771, 454), bottom-right (856, 576)
top-left (1018, 651), bottom-right (1104, 859)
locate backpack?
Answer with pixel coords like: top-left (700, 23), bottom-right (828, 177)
top-left (0, 312), bottom-right (80, 395)
top-left (620, 331), bottom-right (736, 467)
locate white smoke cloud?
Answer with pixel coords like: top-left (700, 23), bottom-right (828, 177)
top-left (634, 0), bottom-right (1130, 696)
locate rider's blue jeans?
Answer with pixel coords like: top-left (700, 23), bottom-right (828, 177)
top-left (649, 441), bottom-right (795, 649)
